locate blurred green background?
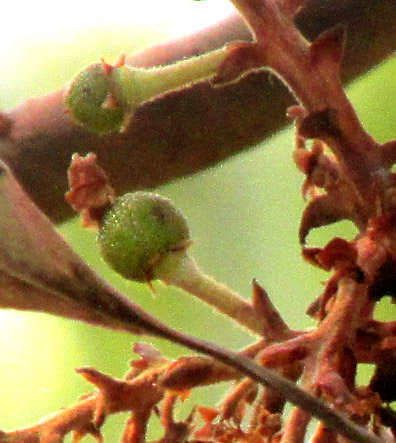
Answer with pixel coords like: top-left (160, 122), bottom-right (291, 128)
top-left (1, 1), bottom-right (396, 440)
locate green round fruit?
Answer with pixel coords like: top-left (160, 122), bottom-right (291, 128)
top-left (99, 192), bottom-right (190, 281)
top-left (65, 63), bottom-right (124, 133)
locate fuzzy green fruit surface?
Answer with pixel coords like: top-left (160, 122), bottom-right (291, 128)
top-left (65, 63), bottom-right (124, 133)
top-left (99, 192), bottom-right (190, 281)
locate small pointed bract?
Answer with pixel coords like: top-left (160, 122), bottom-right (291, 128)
top-left (309, 25), bottom-right (346, 79)
top-left (299, 193), bottom-right (352, 244)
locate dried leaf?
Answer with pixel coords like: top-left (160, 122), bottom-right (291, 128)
top-left (65, 152), bottom-right (115, 228)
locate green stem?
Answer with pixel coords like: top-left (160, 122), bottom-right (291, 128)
top-left (113, 47), bottom-right (228, 110)
top-left (65, 47), bottom-right (229, 133)
top-left (154, 250), bottom-right (265, 335)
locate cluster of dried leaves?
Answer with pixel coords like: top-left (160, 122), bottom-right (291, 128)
top-left (2, 0), bottom-right (396, 442)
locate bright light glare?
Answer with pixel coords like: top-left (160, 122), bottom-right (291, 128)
top-left (0, 312), bottom-right (69, 400)
top-left (1, 0), bottom-right (235, 52)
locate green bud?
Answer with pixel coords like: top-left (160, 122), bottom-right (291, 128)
top-left (99, 192), bottom-right (190, 281)
top-left (65, 63), bottom-right (124, 133)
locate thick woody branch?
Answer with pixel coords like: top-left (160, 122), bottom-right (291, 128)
top-left (0, 0), bottom-right (395, 223)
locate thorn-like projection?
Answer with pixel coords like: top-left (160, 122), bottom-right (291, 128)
top-left (299, 193), bottom-right (352, 244)
top-left (251, 279), bottom-right (292, 340)
top-left (309, 25), bottom-right (346, 77)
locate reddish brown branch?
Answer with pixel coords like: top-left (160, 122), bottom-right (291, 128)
top-left (1, 0), bottom-right (395, 223)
